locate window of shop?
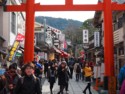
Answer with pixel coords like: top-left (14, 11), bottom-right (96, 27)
top-left (118, 17), bottom-right (123, 29)
top-left (114, 16), bottom-right (123, 31)
top-left (119, 46), bottom-right (124, 55)
top-left (0, 40), bottom-right (3, 46)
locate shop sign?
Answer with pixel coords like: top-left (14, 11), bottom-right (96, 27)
top-left (7, 41), bottom-right (20, 62)
top-left (94, 32), bottom-right (100, 47)
top-left (16, 52), bottom-right (22, 57)
top-left (16, 33), bottom-right (25, 42)
top-left (83, 29), bottom-right (89, 44)
top-left (59, 34), bottom-right (65, 43)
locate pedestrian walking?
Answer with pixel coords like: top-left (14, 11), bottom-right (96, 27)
top-left (83, 63), bottom-right (92, 94)
top-left (54, 62), bottom-right (58, 78)
top-left (48, 64), bottom-right (56, 94)
top-left (68, 58), bottom-right (75, 79)
top-left (44, 60), bottom-right (48, 78)
top-left (74, 62), bottom-right (81, 81)
top-left (65, 65), bottom-right (70, 94)
top-left (76, 64), bottom-right (81, 81)
top-left (3, 63), bottom-right (20, 94)
top-left (14, 63), bottom-right (42, 94)
top-left (57, 61), bottom-right (69, 94)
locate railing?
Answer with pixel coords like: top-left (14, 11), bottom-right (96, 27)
top-left (113, 27), bottom-right (124, 44)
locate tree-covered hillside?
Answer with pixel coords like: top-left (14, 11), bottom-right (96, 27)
top-left (35, 16), bottom-right (83, 30)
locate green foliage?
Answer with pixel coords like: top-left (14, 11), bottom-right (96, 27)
top-left (35, 16), bottom-right (82, 30)
top-left (81, 18), bottom-right (99, 37)
top-left (64, 24), bottom-right (82, 44)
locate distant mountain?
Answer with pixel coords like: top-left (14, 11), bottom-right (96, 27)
top-left (35, 16), bottom-right (83, 31)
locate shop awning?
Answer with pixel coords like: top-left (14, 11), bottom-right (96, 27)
top-left (16, 52), bottom-right (23, 57)
top-left (53, 46), bottom-right (61, 54)
top-left (60, 50), bottom-right (69, 57)
top-left (35, 46), bottom-right (42, 52)
top-left (0, 36), bottom-right (5, 41)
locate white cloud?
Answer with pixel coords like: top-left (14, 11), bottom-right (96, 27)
top-left (35, 0), bottom-right (98, 22)
top-left (35, 0), bottom-right (65, 5)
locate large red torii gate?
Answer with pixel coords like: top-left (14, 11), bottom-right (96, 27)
top-left (6, 0), bottom-right (125, 74)
top-left (5, 1), bottom-right (125, 92)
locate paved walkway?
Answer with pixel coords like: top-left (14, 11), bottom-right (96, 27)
top-left (42, 77), bottom-right (99, 94)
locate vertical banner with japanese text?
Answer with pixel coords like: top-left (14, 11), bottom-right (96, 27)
top-left (83, 29), bottom-right (89, 44)
top-left (94, 32), bottom-right (100, 48)
top-left (7, 33), bottom-right (25, 62)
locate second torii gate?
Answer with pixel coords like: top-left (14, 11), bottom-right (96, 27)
top-left (5, 0), bottom-right (125, 93)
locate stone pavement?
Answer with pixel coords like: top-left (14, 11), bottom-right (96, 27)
top-left (42, 77), bottom-right (99, 94)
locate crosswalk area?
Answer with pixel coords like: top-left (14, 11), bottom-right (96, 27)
top-left (42, 78), bottom-right (99, 94)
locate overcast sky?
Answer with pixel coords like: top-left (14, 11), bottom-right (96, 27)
top-left (35, 0), bottom-right (98, 22)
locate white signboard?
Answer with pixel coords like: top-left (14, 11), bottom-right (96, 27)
top-left (46, 29), bottom-right (52, 39)
top-left (94, 32), bottom-right (100, 47)
top-left (45, 28), bottom-right (53, 47)
top-left (59, 34), bottom-right (65, 43)
top-left (83, 29), bottom-right (89, 44)
top-left (46, 38), bottom-right (52, 47)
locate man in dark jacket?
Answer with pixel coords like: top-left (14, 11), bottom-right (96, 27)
top-left (68, 58), bottom-right (75, 79)
top-left (57, 61), bottom-right (69, 94)
top-left (44, 60), bottom-right (48, 78)
top-left (48, 64), bottom-right (56, 94)
top-left (14, 63), bottom-right (42, 94)
top-left (4, 63), bottom-right (20, 94)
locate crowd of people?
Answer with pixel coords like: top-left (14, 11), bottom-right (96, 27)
top-left (0, 57), bottom-right (94, 94)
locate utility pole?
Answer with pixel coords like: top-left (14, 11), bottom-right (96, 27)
top-left (44, 18), bottom-right (46, 60)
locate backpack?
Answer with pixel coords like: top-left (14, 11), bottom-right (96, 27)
top-left (69, 60), bottom-right (74, 68)
top-left (76, 65), bottom-right (81, 73)
top-left (20, 75), bottom-right (37, 85)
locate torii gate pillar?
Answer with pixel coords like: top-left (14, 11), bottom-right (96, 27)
top-left (24, 0), bottom-right (35, 63)
top-left (104, 0), bottom-right (114, 76)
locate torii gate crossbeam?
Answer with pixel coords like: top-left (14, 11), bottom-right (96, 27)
top-left (6, 2), bottom-right (125, 11)
top-left (5, 0), bottom-right (125, 93)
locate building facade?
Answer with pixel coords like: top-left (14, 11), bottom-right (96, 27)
top-left (0, 0), bottom-right (25, 64)
top-left (93, 1), bottom-right (125, 88)
top-left (34, 22), bottom-right (65, 60)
